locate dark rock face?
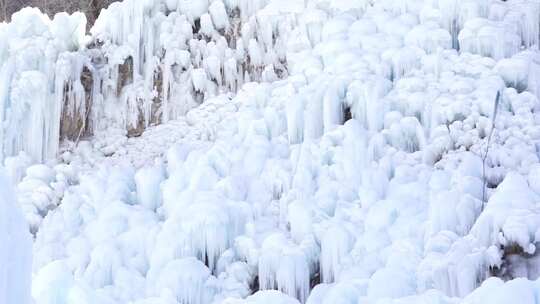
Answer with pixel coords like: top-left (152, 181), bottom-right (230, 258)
top-left (60, 65), bottom-right (94, 142)
top-left (127, 102), bottom-right (145, 138)
top-left (343, 104), bottom-right (352, 123)
top-left (490, 242), bottom-right (540, 281)
top-left (151, 65), bottom-right (164, 126)
top-left (117, 56), bottom-right (134, 97)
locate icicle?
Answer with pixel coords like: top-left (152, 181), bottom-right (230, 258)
top-left (204, 55), bottom-right (222, 85)
top-left (519, 2), bottom-right (540, 48)
top-left (160, 191), bottom-right (250, 273)
top-left (224, 57), bottom-right (239, 91)
top-left (192, 68), bottom-right (208, 93)
top-left (387, 47), bottom-right (422, 81)
top-left (200, 13), bottom-right (215, 37)
top-left (6, 71), bottom-right (50, 162)
top-left (258, 233), bottom-right (312, 303)
top-left (248, 38), bottom-right (264, 69)
top-left (438, 0), bottom-right (459, 49)
top-left (134, 161), bottom-right (165, 211)
top-left (0, 60), bottom-right (15, 161)
top-left (209, 1), bottom-right (230, 30)
top-left (288, 201), bottom-right (313, 243)
top-left (286, 95), bottom-right (305, 144)
top-left (320, 225), bottom-right (352, 283)
top-left (276, 248), bottom-right (310, 303)
top-left (495, 51), bottom-right (540, 99)
top-left (0, 9), bottom-right (86, 162)
top-left (342, 120), bottom-right (368, 190)
top-left (387, 117), bottom-right (427, 153)
top-left (162, 58), bottom-right (172, 123)
top-left (346, 77), bottom-right (390, 134)
top-left (322, 83), bottom-right (345, 133)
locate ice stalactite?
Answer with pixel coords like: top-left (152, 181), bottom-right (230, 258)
top-left (456, 0), bottom-right (540, 59)
top-left (436, 0), bottom-right (461, 49)
top-left (495, 51), bottom-right (540, 98)
top-left (320, 225), bottom-right (353, 284)
top-left (181, 201), bottom-right (237, 272)
top-left (345, 78), bottom-right (392, 134)
top-left (56, 53), bottom-right (96, 141)
top-left (6, 72), bottom-right (51, 163)
top-left (322, 81), bottom-right (347, 133)
top-left (258, 233), bottom-right (314, 303)
top-left (0, 8), bottom-right (87, 162)
top-left (134, 161), bottom-right (165, 211)
top-left (287, 96), bottom-right (305, 144)
top-left (154, 174), bottom-right (251, 274)
top-left (288, 200), bottom-right (314, 243)
top-left (276, 249), bottom-right (311, 304)
top-left (387, 117), bottom-right (427, 153)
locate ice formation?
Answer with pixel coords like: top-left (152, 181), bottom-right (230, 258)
top-left (0, 0), bottom-right (292, 163)
top-left (2, 0), bottom-right (540, 304)
top-left (0, 169), bottom-right (32, 304)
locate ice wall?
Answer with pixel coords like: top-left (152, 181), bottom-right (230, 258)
top-left (0, 0), bottom-right (294, 163)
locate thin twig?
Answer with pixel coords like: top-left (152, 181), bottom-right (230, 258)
top-left (481, 91), bottom-right (501, 205)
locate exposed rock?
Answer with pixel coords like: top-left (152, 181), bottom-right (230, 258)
top-left (151, 65), bottom-right (164, 126)
top-left (127, 103), bottom-right (146, 138)
top-left (117, 56), bottom-right (133, 96)
top-left (60, 65), bottom-right (94, 141)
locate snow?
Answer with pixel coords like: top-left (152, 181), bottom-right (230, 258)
top-left (2, 0), bottom-right (540, 303)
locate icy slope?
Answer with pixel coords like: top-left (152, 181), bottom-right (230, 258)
top-left (3, 0), bottom-right (540, 303)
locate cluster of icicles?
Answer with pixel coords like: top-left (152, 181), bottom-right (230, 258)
top-left (0, 0), bottom-right (293, 163)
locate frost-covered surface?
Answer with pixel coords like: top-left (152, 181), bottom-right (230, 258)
top-left (3, 0), bottom-right (540, 303)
